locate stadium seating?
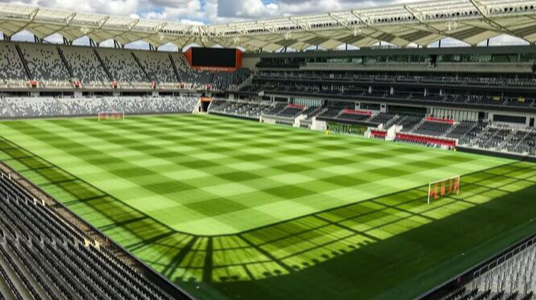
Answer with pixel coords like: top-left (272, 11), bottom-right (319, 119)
top-left (255, 68), bottom-right (536, 89)
top-left (134, 51), bottom-right (177, 84)
top-left (106, 96), bottom-right (198, 114)
top-left (264, 103), bottom-right (287, 116)
top-left (246, 72), bottom-right (536, 110)
top-left (209, 99), bottom-right (281, 119)
top-left (0, 41), bottom-right (254, 90)
top-left (447, 121), bottom-right (478, 140)
top-left (97, 48), bottom-right (149, 88)
top-left (457, 122), bottom-right (488, 146)
top-left (0, 43), bottom-right (27, 86)
top-left (151, 96), bottom-right (199, 113)
top-left (0, 96), bottom-right (198, 119)
top-left (413, 121), bottom-right (454, 137)
top-left (397, 116), bottom-right (424, 133)
top-left (299, 106), bottom-right (322, 117)
top-left (503, 129), bottom-right (536, 155)
top-left (272, 105), bottom-right (305, 118)
top-left (368, 113), bottom-right (398, 126)
top-left (0, 166), bottom-right (183, 300)
top-left (0, 41), bottom-right (251, 89)
top-left (62, 97), bottom-right (110, 116)
top-left (106, 96), bottom-right (157, 114)
top-left (473, 127), bottom-right (513, 150)
top-left (61, 46), bottom-right (110, 87)
top-left (317, 108), bottom-right (342, 119)
top-left (439, 237), bottom-right (536, 300)
top-left (4, 97), bottom-right (64, 118)
top-left (170, 53), bottom-right (212, 88)
top-left (19, 43), bottom-right (71, 87)
top-left (212, 68), bottom-right (252, 91)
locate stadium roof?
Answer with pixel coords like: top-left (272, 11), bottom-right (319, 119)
top-left (0, 0), bottom-right (535, 52)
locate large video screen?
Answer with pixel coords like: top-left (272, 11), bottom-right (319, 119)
top-left (191, 48), bottom-right (236, 68)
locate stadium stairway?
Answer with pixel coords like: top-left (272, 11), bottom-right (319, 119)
top-left (132, 52), bottom-right (152, 82)
top-left (408, 118), bottom-right (427, 133)
top-left (443, 125), bottom-right (458, 137)
top-left (387, 115), bottom-right (401, 128)
top-left (57, 46), bottom-right (75, 79)
top-left (100, 98), bottom-right (114, 112)
top-left (168, 53), bottom-right (181, 82)
top-left (469, 125), bottom-right (492, 147)
top-left (497, 130), bottom-right (518, 151)
top-left (514, 131), bottom-right (533, 151)
top-left (93, 48), bottom-right (114, 82)
top-left (0, 98), bottom-right (15, 118)
top-left (234, 75), bottom-right (253, 92)
top-left (14, 44), bottom-right (32, 81)
top-left (55, 97), bottom-right (70, 115)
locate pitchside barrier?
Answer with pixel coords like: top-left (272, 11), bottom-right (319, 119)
top-left (98, 112), bottom-right (125, 121)
top-left (428, 175), bottom-right (460, 204)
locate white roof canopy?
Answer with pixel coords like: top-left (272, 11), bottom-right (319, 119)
top-left (0, 0), bottom-right (535, 51)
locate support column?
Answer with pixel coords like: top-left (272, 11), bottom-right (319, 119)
top-left (113, 40), bottom-right (122, 49)
top-left (89, 39), bottom-right (99, 47)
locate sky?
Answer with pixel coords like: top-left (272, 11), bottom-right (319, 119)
top-left (2, 0), bottom-right (527, 49)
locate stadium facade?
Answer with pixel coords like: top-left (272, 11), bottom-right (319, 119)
top-left (0, 1), bottom-right (536, 300)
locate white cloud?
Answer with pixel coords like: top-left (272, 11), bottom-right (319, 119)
top-left (218, 0), bottom-right (279, 19)
top-left (140, 0), bottom-right (204, 21)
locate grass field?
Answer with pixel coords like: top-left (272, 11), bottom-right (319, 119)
top-left (1, 114), bottom-right (536, 300)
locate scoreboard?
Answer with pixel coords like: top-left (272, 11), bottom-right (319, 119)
top-left (185, 48), bottom-right (243, 71)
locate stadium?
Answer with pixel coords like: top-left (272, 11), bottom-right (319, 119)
top-left (0, 0), bottom-right (536, 299)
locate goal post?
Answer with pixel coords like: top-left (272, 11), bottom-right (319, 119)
top-left (98, 111), bottom-right (125, 122)
top-left (428, 175), bottom-right (460, 204)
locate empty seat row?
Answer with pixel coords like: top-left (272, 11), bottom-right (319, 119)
top-left (0, 96), bottom-right (199, 119)
top-left (0, 171), bottom-right (184, 300)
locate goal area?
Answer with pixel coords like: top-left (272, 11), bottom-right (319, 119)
top-left (428, 175), bottom-right (460, 204)
top-left (98, 111), bottom-right (125, 121)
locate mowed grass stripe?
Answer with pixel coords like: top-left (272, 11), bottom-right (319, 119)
top-left (2, 116), bottom-right (536, 300)
top-left (0, 120), bottom-right (265, 233)
top-left (0, 115), bottom-right (510, 235)
top-left (0, 119), bottom-right (474, 212)
top-left (34, 117), bottom-right (485, 185)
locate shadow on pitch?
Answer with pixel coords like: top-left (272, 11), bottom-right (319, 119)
top-left (2, 136), bottom-right (536, 300)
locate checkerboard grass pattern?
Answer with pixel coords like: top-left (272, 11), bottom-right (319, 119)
top-left (0, 114), bottom-right (507, 235)
top-left (2, 114), bottom-right (536, 300)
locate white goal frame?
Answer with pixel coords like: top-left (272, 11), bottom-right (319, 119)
top-left (427, 175), bottom-right (460, 204)
top-left (98, 111), bottom-right (125, 122)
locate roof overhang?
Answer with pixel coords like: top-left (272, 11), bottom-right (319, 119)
top-left (0, 0), bottom-right (535, 51)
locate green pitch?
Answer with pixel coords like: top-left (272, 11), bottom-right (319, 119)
top-left (0, 115), bottom-right (507, 235)
top-left (1, 114), bottom-right (536, 300)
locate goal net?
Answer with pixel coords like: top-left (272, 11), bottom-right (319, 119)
top-left (98, 111), bottom-right (124, 121)
top-left (428, 175), bottom-right (460, 204)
